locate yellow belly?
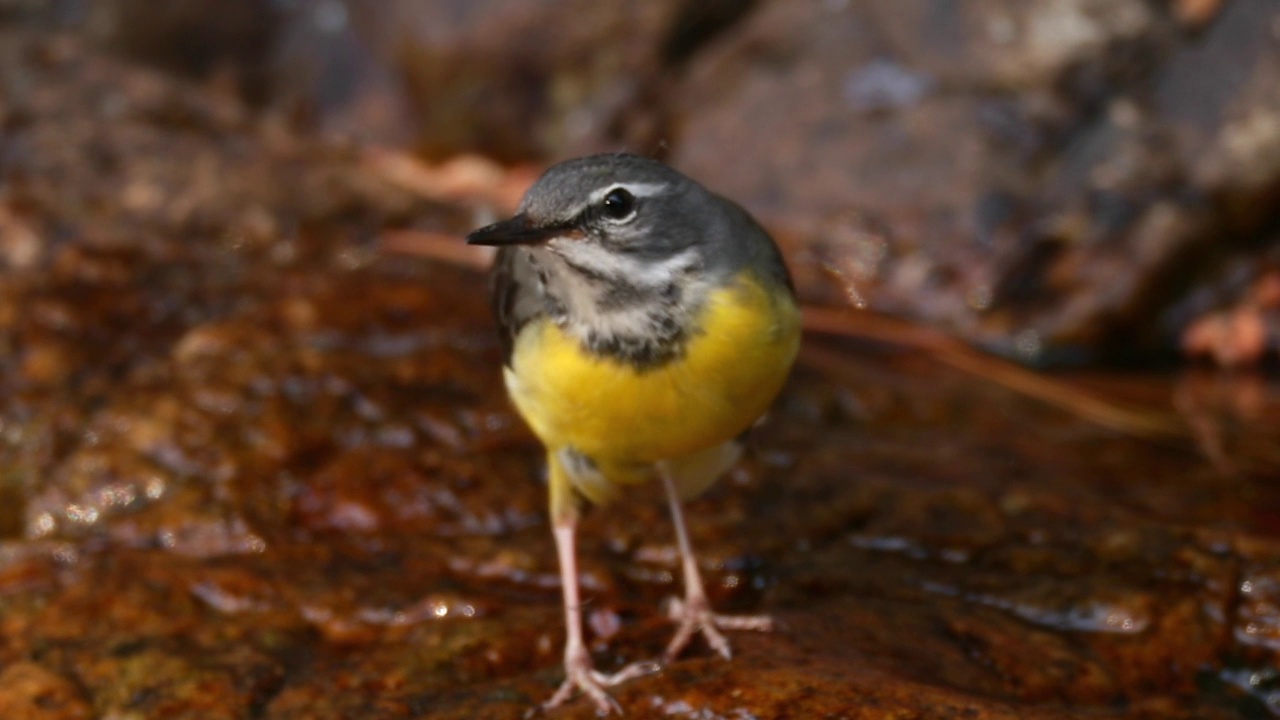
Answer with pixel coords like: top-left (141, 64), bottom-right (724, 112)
top-left (504, 271), bottom-right (800, 465)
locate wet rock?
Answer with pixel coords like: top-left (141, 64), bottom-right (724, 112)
top-left (0, 662), bottom-right (91, 720)
top-left (0, 23), bottom-right (1277, 720)
top-left (1179, 260), bottom-right (1280, 367)
top-left (384, 0), bottom-right (691, 161)
top-left (73, 0), bottom-right (696, 158)
top-left (85, 0), bottom-right (280, 102)
top-left (667, 0), bottom-right (1280, 364)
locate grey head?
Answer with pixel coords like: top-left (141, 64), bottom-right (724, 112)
top-left (467, 153), bottom-right (791, 369)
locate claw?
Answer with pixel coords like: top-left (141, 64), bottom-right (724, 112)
top-left (543, 650), bottom-right (660, 715)
top-left (664, 594), bottom-right (772, 663)
top-left (656, 466), bottom-right (773, 666)
top-left (544, 506), bottom-right (660, 714)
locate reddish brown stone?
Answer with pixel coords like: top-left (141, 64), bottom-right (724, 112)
top-left (0, 22), bottom-right (1275, 720)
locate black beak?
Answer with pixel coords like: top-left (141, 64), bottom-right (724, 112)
top-left (466, 214), bottom-right (569, 246)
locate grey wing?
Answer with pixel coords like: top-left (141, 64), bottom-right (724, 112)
top-left (717, 194), bottom-right (795, 296)
top-left (491, 247), bottom-right (546, 367)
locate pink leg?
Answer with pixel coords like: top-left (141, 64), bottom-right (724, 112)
top-left (543, 513), bottom-right (658, 714)
top-left (660, 468), bottom-right (773, 663)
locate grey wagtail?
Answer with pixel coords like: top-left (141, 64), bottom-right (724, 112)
top-left (466, 153), bottom-right (800, 713)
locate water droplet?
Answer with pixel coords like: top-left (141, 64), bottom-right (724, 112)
top-left (1014, 329), bottom-right (1043, 360)
top-left (31, 512), bottom-right (55, 537)
top-left (844, 58), bottom-right (935, 113)
top-left (64, 504), bottom-right (99, 525)
top-left (145, 476), bottom-right (166, 500)
top-left (967, 284), bottom-right (994, 311)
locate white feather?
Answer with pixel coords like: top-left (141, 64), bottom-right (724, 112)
top-left (587, 182), bottom-right (670, 204)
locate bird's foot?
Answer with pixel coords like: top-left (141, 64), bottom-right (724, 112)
top-left (663, 594), bottom-right (773, 663)
top-left (543, 648), bottom-right (659, 715)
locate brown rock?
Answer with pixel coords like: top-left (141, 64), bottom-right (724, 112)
top-left (386, 0), bottom-right (687, 161)
top-left (0, 21), bottom-right (1275, 720)
top-left (668, 0), bottom-right (1280, 363)
top-left (0, 663), bottom-right (92, 720)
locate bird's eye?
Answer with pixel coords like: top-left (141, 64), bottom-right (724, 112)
top-left (601, 188), bottom-right (636, 221)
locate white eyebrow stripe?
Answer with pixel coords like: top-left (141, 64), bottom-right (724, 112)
top-left (587, 182), bottom-right (670, 205)
top-left (552, 242), bottom-right (700, 287)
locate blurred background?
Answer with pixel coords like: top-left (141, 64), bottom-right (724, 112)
top-left (6, 0), bottom-right (1277, 367)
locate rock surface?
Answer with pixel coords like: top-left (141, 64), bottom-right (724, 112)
top-left (0, 28), bottom-right (1279, 720)
top-left (667, 0), bottom-right (1280, 364)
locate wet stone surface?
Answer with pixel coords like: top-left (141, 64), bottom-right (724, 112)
top-left (1, 29), bottom-right (1280, 720)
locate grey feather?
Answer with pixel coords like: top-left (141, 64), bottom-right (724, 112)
top-left (491, 247), bottom-right (547, 367)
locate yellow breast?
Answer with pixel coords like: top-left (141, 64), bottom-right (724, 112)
top-left (504, 270), bottom-right (800, 465)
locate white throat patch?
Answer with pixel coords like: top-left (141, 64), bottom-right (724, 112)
top-left (540, 242), bottom-right (708, 348)
top-left (549, 240), bottom-right (700, 288)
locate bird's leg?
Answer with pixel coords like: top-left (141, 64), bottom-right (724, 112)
top-left (543, 458), bottom-right (657, 714)
top-left (659, 468), bottom-right (773, 664)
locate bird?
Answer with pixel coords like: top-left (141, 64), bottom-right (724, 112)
top-left (466, 153), bottom-right (800, 714)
